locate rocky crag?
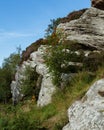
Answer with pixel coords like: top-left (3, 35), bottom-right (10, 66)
top-left (58, 7), bottom-right (104, 50)
top-left (60, 1), bottom-right (104, 130)
top-left (10, 1), bottom-right (104, 129)
top-left (11, 45), bottom-right (56, 107)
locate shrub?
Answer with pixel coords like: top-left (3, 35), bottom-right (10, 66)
top-left (21, 38), bottom-right (45, 62)
top-left (60, 8), bottom-right (87, 23)
top-left (44, 40), bottom-right (85, 86)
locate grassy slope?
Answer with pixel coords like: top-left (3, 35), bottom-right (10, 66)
top-left (0, 67), bottom-right (104, 130)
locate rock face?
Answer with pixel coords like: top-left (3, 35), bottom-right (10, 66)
top-left (63, 79), bottom-right (104, 130)
top-left (58, 7), bottom-right (104, 50)
top-left (11, 45), bottom-right (56, 106)
top-left (91, 0), bottom-right (104, 10)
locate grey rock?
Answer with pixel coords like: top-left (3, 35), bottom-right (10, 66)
top-left (63, 79), bottom-right (104, 130)
top-left (58, 7), bottom-right (104, 50)
top-left (11, 45), bottom-right (56, 106)
top-left (37, 74), bottom-right (56, 107)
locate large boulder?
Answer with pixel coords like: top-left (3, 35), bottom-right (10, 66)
top-left (91, 0), bottom-right (104, 10)
top-left (58, 7), bottom-right (104, 50)
top-left (63, 79), bottom-right (104, 130)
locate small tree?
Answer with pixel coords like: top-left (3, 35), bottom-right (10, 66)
top-left (45, 18), bottom-right (61, 37)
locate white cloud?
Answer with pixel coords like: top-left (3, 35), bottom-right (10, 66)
top-left (0, 30), bottom-right (35, 39)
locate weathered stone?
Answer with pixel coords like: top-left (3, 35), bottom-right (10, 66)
top-left (37, 74), bottom-right (56, 106)
top-left (63, 79), bottom-right (104, 130)
top-left (91, 0), bottom-right (104, 10)
top-left (58, 7), bottom-right (104, 50)
top-left (11, 45), bottom-right (56, 106)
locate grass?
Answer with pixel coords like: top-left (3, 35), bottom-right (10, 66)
top-left (0, 67), bottom-right (104, 130)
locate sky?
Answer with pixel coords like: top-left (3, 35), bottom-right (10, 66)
top-left (0, 0), bottom-right (90, 66)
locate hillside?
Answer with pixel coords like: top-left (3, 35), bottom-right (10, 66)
top-left (0, 0), bottom-right (104, 130)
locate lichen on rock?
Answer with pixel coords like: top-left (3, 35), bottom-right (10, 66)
top-left (63, 79), bottom-right (104, 130)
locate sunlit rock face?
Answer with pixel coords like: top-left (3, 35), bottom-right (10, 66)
top-left (11, 45), bottom-right (56, 106)
top-left (63, 79), bottom-right (104, 130)
top-left (58, 7), bottom-right (104, 50)
top-left (91, 0), bottom-right (104, 10)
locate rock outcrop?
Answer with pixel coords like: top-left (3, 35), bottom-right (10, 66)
top-left (63, 79), bottom-right (104, 130)
top-left (11, 45), bottom-right (56, 106)
top-left (91, 0), bottom-right (104, 10)
top-left (58, 7), bottom-right (104, 50)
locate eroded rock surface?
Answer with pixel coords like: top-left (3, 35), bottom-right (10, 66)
top-left (58, 7), bottom-right (104, 50)
top-left (63, 79), bottom-right (104, 130)
top-left (11, 45), bottom-right (56, 106)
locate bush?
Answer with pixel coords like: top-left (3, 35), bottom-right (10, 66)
top-left (60, 8), bottom-right (87, 23)
top-left (44, 30), bottom-right (104, 87)
top-left (21, 38), bottom-right (45, 62)
top-left (44, 40), bottom-right (85, 86)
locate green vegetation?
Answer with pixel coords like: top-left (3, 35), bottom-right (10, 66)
top-left (0, 49), bottom-right (21, 103)
top-left (45, 18), bottom-right (61, 37)
top-left (0, 40), bottom-right (104, 129)
top-left (0, 8), bottom-right (104, 130)
top-left (44, 40), bottom-right (85, 86)
top-left (21, 66), bottom-right (41, 100)
top-left (44, 32), bottom-right (104, 87)
top-left (1, 67), bottom-right (104, 129)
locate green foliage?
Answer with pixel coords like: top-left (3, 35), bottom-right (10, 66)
top-left (0, 66), bottom-right (102, 130)
top-left (10, 114), bottom-right (40, 130)
top-left (2, 53), bottom-right (21, 76)
top-left (41, 104), bottom-right (57, 120)
top-left (44, 40), bottom-right (84, 86)
top-left (44, 31), bottom-right (104, 86)
top-left (21, 66), bottom-right (40, 100)
top-left (0, 113), bottom-right (45, 130)
top-left (0, 50), bottom-right (21, 103)
top-left (45, 18), bottom-right (61, 37)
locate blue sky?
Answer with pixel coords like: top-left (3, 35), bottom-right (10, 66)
top-left (0, 0), bottom-right (90, 66)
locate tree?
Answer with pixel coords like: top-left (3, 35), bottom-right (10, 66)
top-left (0, 68), bottom-right (12, 103)
top-left (0, 48), bottom-right (21, 103)
top-left (45, 18), bottom-right (61, 37)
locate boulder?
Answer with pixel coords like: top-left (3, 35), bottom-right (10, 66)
top-left (58, 7), bottom-right (104, 50)
top-left (63, 79), bottom-right (104, 130)
top-left (91, 0), bottom-right (104, 10)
